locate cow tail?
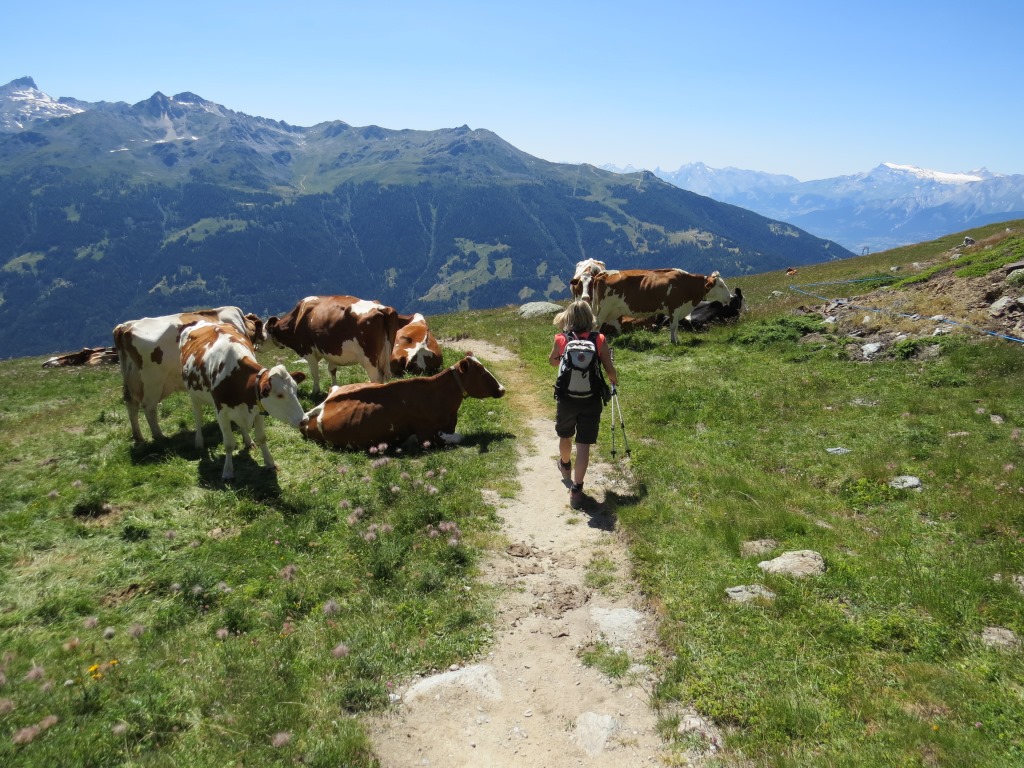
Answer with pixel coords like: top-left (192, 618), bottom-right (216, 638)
top-left (112, 324), bottom-right (132, 403)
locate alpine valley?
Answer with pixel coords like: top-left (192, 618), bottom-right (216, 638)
top-left (0, 77), bottom-right (848, 358)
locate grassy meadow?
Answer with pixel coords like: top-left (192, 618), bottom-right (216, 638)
top-left (3, 221), bottom-right (1024, 766)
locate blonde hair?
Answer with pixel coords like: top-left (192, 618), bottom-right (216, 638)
top-left (553, 300), bottom-right (596, 334)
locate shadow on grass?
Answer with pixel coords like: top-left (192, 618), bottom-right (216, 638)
top-left (127, 425), bottom-right (220, 464)
top-left (585, 485), bottom-right (645, 532)
top-left (196, 450), bottom-right (284, 501)
top-left (457, 430), bottom-right (516, 454)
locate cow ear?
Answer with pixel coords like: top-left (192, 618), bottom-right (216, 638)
top-left (260, 378), bottom-right (272, 399)
top-left (290, 371), bottom-right (307, 384)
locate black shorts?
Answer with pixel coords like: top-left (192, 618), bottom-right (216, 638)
top-left (555, 396), bottom-right (603, 444)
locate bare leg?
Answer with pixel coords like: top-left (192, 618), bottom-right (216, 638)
top-left (573, 442), bottom-right (592, 486)
top-left (559, 436), bottom-right (573, 465)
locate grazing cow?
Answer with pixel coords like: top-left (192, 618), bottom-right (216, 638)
top-left (569, 258), bottom-right (607, 299)
top-left (587, 268), bottom-right (735, 343)
top-left (301, 354), bottom-right (505, 450)
top-left (682, 287), bottom-right (746, 331)
top-left (179, 321), bottom-right (307, 481)
top-left (963, 236), bottom-right (976, 246)
top-left (42, 346), bottom-right (119, 368)
top-left (264, 295), bottom-right (402, 394)
top-left (113, 307), bottom-right (265, 442)
top-left (391, 313), bottom-right (443, 377)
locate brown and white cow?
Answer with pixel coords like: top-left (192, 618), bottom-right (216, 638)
top-left (301, 354), bottom-right (505, 450)
top-left (569, 258), bottom-right (607, 299)
top-left (179, 321), bottom-right (307, 481)
top-left (264, 295), bottom-right (402, 395)
top-left (390, 313), bottom-right (443, 377)
top-left (42, 346), bottom-right (119, 368)
top-left (587, 268), bottom-right (735, 343)
top-left (113, 307), bottom-right (265, 442)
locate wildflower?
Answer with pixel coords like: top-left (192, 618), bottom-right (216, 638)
top-left (331, 643), bottom-right (350, 658)
top-left (427, 485), bottom-right (439, 495)
top-left (400, 472), bottom-right (411, 481)
top-left (191, 585), bottom-right (204, 596)
top-left (361, 475), bottom-right (371, 483)
top-left (103, 627), bottom-right (116, 640)
top-left (380, 523), bottom-right (393, 534)
top-left (439, 468), bottom-right (447, 476)
top-left (975, 721), bottom-right (983, 728)
top-left (62, 637), bottom-right (80, 652)
top-left (83, 616), bottom-right (98, 629)
top-left (24, 665), bottom-right (45, 682)
top-left (337, 465), bottom-right (349, 475)
top-left (170, 583), bottom-right (182, 593)
top-left (425, 470), bottom-right (435, 479)
top-left (427, 527), bottom-right (440, 539)
top-left (346, 513), bottom-right (360, 526)
top-left (390, 485), bottom-right (400, 494)
top-left (369, 446), bottom-right (378, 455)
top-left (272, 731), bottom-right (292, 747)
top-left (189, 540), bottom-right (201, 549)
top-left (112, 722), bottom-right (128, 736)
top-left (0, 699), bottom-right (14, 714)
top-left (12, 725), bottom-right (40, 744)
top-left (278, 564), bottom-right (298, 581)
top-left (323, 600), bottom-right (341, 615)
top-left (129, 623), bottom-right (145, 639)
top-left (362, 530), bottom-right (377, 542)
top-left (48, 490), bottom-right (59, 499)
top-left (422, 440), bottom-right (431, 449)
top-left (339, 499), bottom-right (351, 510)
top-left (280, 622), bottom-right (295, 637)
top-left (216, 581), bottom-right (232, 593)
top-left (216, 627), bottom-right (230, 640)
top-left (165, 530), bottom-right (176, 540)
top-left (413, 479), bottom-right (423, 488)
top-left (448, 537), bottom-right (460, 547)
top-left (72, 480), bottom-right (83, 488)
top-left (38, 715), bottom-right (58, 730)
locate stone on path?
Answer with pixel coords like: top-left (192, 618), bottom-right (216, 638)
top-left (758, 550), bottom-right (826, 578)
top-left (402, 664), bottom-right (502, 705)
top-left (591, 606), bottom-right (645, 646)
top-left (574, 712), bottom-right (620, 755)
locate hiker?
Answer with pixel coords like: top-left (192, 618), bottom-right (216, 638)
top-left (549, 300), bottom-right (618, 509)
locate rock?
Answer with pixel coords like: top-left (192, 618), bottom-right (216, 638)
top-left (725, 584), bottom-right (776, 603)
top-left (989, 296), bottom-right (1016, 317)
top-left (402, 664), bottom-right (503, 704)
top-left (741, 538), bottom-right (779, 557)
top-left (591, 607), bottom-right (645, 646)
top-left (518, 301), bottom-right (563, 319)
top-left (862, 342), bottom-right (884, 358)
top-left (827, 447), bottom-right (851, 455)
top-left (758, 550), bottom-right (826, 578)
top-left (676, 707), bottom-right (723, 754)
top-left (889, 475), bottom-right (922, 491)
top-left (981, 626), bottom-right (1019, 649)
top-left (574, 712), bottom-right (619, 755)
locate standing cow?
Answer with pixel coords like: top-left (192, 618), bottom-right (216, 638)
top-left (301, 354), bottom-right (505, 450)
top-left (391, 313), bottom-right (443, 377)
top-left (569, 258), bottom-right (607, 299)
top-left (587, 268), bottom-right (735, 343)
top-left (264, 295), bottom-right (402, 395)
top-left (179, 321), bottom-right (307, 481)
top-left (113, 307), bottom-right (264, 442)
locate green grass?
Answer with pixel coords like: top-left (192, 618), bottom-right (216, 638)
top-left (3, 221), bottom-right (1024, 765)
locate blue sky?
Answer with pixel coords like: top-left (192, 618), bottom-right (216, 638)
top-left (5, 0), bottom-right (1022, 180)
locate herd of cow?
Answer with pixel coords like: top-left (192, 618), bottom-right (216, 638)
top-left (43, 262), bottom-right (742, 482)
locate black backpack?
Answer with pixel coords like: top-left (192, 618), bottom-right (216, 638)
top-left (554, 331), bottom-right (609, 402)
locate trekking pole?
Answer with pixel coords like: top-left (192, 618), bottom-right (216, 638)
top-left (610, 393), bottom-right (618, 459)
top-left (612, 391), bottom-right (631, 459)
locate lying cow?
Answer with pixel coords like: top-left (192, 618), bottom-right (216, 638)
top-left (569, 258), bottom-right (607, 299)
top-left (264, 295), bottom-right (402, 395)
top-left (301, 354), bottom-right (505, 450)
top-left (391, 313), bottom-right (443, 376)
top-left (179, 321), bottom-right (307, 481)
top-left (113, 307), bottom-right (264, 442)
top-left (587, 268), bottom-right (735, 343)
top-left (42, 347), bottom-right (119, 368)
top-left (681, 287), bottom-right (746, 331)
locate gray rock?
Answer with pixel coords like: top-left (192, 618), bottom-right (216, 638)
top-left (725, 584), bottom-right (776, 603)
top-left (402, 663), bottom-right (502, 704)
top-left (981, 626), bottom-right (1019, 649)
top-left (889, 475), bottom-right (922, 491)
top-left (676, 707), bottom-right (723, 754)
top-left (591, 606), bottom-right (645, 646)
top-left (862, 342), bottom-right (884, 358)
top-left (741, 538), bottom-right (779, 557)
top-left (518, 301), bottom-right (563, 319)
top-left (758, 550), bottom-right (826, 578)
top-left (574, 712), bottom-right (619, 755)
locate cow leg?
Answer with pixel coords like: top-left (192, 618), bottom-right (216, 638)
top-left (124, 398), bottom-right (146, 442)
top-left (216, 408), bottom-right (237, 481)
top-left (363, 359), bottom-right (386, 384)
top-left (142, 402), bottom-right (165, 441)
top-left (189, 396), bottom-right (206, 449)
top-left (669, 319), bottom-right (679, 344)
top-left (306, 356), bottom-right (323, 395)
top-left (252, 413), bottom-right (276, 471)
top-left (328, 363), bottom-right (339, 388)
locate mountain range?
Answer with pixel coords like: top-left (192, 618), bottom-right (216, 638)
top-left (0, 77), bottom-right (849, 358)
top-left (609, 161), bottom-right (1024, 253)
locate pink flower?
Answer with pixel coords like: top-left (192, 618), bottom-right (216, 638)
top-left (112, 722), bottom-right (128, 736)
top-left (38, 715), bottom-right (58, 730)
top-left (129, 623), bottom-right (145, 639)
top-left (165, 530), bottom-right (177, 540)
top-left (62, 637), bottom-right (80, 652)
top-left (322, 599), bottom-right (340, 615)
top-left (216, 628), bottom-right (229, 640)
top-left (271, 731), bottom-right (292, 747)
top-left (278, 564), bottom-right (298, 581)
top-left (24, 665), bottom-right (45, 682)
top-left (12, 725), bottom-right (40, 744)
top-left (0, 699), bottom-right (14, 715)
top-left (83, 616), bottom-right (98, 629)
top-left (331, 643), bottom-right (350, 658)
top-left (339, 499), bottom-right (351, 509)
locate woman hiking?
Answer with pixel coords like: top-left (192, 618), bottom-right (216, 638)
top-left (549, 300), bottom-right (618, 509)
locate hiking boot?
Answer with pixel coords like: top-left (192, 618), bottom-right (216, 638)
top-left (569, 484), bottom-right (586, 510)
top-left (558, 459), bottom-right (572, 483)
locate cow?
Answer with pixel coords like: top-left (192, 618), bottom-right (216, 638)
top-left (263, 295), bottom-right (402, 395)
top-left (113, 307), bottom-right (265, 442)
top-left (42, 347), bottom-right (119, 368)
top-left (586, 268), bottom-right (735, 343)
top-left (681, 287), bottom-right (746, 331)
top-left (569, 258), bottom-right (607, 299)
top-left (179, 321), bottom-right (307, 481)
top-left (963, 236), bottom-right (976, 246)
top-left (301, 354), bottom-right (505, 450)
top-left (391, 313), bottom-right (443, 377)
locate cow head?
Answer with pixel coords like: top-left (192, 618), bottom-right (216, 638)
top-left (569, 259), bottom-right (606, 301)
top-left (453, 354), bottom-right (505, 399)
top-left (703, 271), bottom-right (733, 305)
top-left (262, 316), bottom-right (286, 350)
top-left (243, 313), bottom-right (266, 348)
top-left (257, 365), bottom-right (309, 428)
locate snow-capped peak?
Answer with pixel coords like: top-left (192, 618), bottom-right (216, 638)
top-left (881, 162), bottom-right (988, 184)
top-left (0, 76), bottom-right (85, 131)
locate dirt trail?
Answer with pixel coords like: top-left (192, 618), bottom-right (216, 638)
top-left (368, 340), bottom-right (668, 766)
